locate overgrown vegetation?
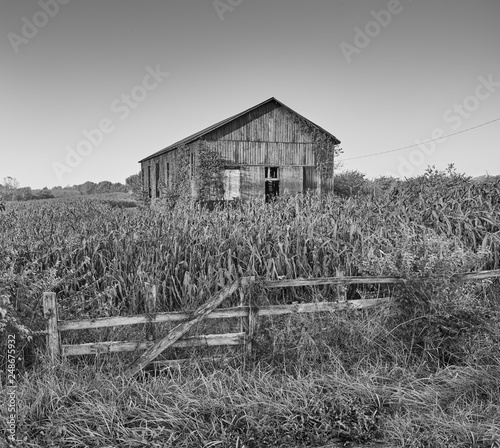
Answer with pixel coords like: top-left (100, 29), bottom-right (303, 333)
top-left (196, 140), bottom-right (225, 201)
top-left (293, 114), bottom-right (342, 183)
top-left (333, 169), bottom-right (370, 197)
top-left (1, 167), bottom-right (500, 447)
top-left (155, 144), bottom-right (191, 208)
top-left (155, 141), bottom-right (226, 207)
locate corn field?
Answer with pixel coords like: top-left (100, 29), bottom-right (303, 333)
top-left (1, 172), bottom-right (499, 334)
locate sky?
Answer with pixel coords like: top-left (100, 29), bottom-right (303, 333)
top-left (1, 0), bottom-right (499, 189)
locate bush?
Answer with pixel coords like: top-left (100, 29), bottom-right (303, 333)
top-left (334, 170), bottom-right (369, 198)
top-left (358, 225), bottom-right (496, 368)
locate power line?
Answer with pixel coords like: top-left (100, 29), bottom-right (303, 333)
top-left (342, 116), bottom-right (500, 161)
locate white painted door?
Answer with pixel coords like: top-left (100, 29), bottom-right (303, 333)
top-left (223, 169), bottom-right (240, 200)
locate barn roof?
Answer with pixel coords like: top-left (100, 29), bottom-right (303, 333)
top-left (139, 97), bottom-right (340, 163)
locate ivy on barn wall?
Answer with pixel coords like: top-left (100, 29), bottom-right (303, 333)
top-left (154, 140), bottom-right (225, 208)
top-left (196, 140), bottom-right (225, 202)
top-left (293, 115), bottom-right (342, 179)
top-left (155, 144), bottom-right (191, 209)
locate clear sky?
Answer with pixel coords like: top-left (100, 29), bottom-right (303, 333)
top-left (1, 0), bottom-right (499, 189)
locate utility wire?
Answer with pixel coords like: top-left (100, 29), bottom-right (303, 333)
top-left (342, 116), bottom-right (500, 161)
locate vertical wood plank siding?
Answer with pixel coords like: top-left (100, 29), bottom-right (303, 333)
top-left (205, 103), bottom-right (313, 144)
top-left (240, 166), bottom-right (264, 200)
top-left (281, 166), bottom-right (303, 195)
top-left (202, 141), bottom-right (315, 166)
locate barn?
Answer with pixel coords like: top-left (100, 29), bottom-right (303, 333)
top-left (139, 97), bottom-right (341, 204)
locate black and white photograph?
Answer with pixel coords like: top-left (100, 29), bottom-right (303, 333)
top-left (1, 1), bottom-right (500, 446)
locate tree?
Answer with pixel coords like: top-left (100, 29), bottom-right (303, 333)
top-left (126, 172), bottom-right (143, 196)
top-left (1, 177), bottom-right (20, 201)
top-left (76, 181), bottom-right (97, 195)
top-left (4, 177), bottom-right (19, 190)
top-left (36, 187), bottom-right (54, 200)
top-left (13, 187), bottom-right (32, 201)
top-left (333, 170), bottom-right (369, 198)
top-left (95, 181), bottom-right (113, 194)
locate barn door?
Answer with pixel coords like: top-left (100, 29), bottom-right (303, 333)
top-left (265, 167), bottom-right (280, 202)
top-left (281, 166), bottom-right (303, 195)
top-left (303, 166), bottom-right (317, 193)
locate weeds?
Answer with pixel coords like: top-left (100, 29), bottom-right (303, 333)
top-left (1, 171), bottom-right (500, 446)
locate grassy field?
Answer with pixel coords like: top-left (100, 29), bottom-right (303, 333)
top-left (1, 170), bottom-right (500, 447)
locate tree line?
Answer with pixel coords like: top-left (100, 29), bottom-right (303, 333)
top-left (0, 177), bottom-right (135, 202)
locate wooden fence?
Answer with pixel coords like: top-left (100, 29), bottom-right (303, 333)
top-left (41, 269), bottom-right (500, 377)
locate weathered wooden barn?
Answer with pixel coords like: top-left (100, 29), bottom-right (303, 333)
top-left (139, 97), bottom-right (341, 203)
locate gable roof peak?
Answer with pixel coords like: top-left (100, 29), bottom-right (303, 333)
top-left (139, 97), bottom-right (339, 163)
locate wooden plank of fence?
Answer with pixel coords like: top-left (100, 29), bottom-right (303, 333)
top-left (263, 275), bottom-right (406, 288)
top-left (257, 297), bottom-right (390, 317)
top-left (149, 356), bottom-right (230, 370)
top-left (124, 278), bottom-right (247, 378)
top-left (43, 292), bottom-right (60, 360)
top-left (58, 307), bottom-right (250, 331)
top-left (263, 269), bottom-right (500, 288)
top-left (451, 269), bottom-right (500, 281)
top-left (62, 332), bottom-right (245, 356)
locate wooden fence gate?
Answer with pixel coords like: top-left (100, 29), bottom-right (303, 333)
top-left (41, 270), bottom-right (500, 378)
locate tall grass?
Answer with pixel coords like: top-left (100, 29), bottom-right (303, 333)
top-left (7, 309), bottom-right (500, 447)
top-left (1, 171), bottom-right (500, 446)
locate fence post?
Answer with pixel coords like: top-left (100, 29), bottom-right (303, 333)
top-left (336, 269), bottom-right (347, 302)
top-left (145, 283), bottom-right (157, 341)
top-left (245, 286), bottom-right (258, 359)
top-left (43, 292), bottom-right (60, 360)
top-left (239, 287), bottom-right (245, 334)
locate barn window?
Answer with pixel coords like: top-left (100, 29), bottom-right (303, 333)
top-left (190, 152), bottom-right (195, 179)
top-left (155, 162), bottom-right (160, 198)
top-left (223, 169), bottom-right (240, 200)
top-left (147, 166), bottom-right (152, 199)
top-left (265, 166), bottom-right (280, 202)
top-left (166, 162), bottom-right (170, 188)
top-left (265, 167), bottom-right (279, 179)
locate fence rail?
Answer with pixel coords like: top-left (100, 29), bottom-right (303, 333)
top-left (41, 269), bottom-right (500, 375)
top-left (63, 332), bottom-right (246, 357)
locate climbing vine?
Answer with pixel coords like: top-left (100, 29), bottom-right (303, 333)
top-left (155, 141), bottom-right (225, 208)
top-left (196, 140), bottom-right (225, 202)
top-left (293, 115), bottom-right (343, 179)
top-left (156, 144), bottom-right (191, 209)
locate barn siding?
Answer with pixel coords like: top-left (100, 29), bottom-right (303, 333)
top-left (281, 166), bottom-right (303, 195)
top-left (202, 140), bottom-right (315, 166)
top-left (240, 166), bottom-right (264, 200)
